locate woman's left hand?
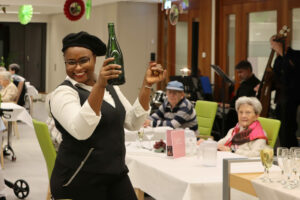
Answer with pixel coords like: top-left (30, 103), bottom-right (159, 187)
top-left (144, 62), bottom-right (166, 86)
top-left (217, 144), bottom-right (230, 151)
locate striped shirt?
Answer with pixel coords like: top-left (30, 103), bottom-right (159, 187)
top-left (150, 98), bottom-right (198, 131)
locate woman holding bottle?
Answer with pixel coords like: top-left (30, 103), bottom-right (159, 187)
top-left (48, 31), bottom-right (166, 199)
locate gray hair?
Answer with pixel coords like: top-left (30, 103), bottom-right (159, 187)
top-left (0, 71), bottom-right (12, 81)
top-left (235, 96), bottom-right (262, 115)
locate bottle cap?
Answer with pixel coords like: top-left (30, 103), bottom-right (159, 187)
top-left (150, 52), bottom-right (155, 61)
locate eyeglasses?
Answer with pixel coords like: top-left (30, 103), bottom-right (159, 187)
top-left (65, 57), bottom-right (90, 67)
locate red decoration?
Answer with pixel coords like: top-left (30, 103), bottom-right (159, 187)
top-left (64, 0), bottom-right (85, 21)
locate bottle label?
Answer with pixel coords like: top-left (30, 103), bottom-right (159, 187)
top-left (107, 50), bottom-right (125, 85)
top-left (110, 50), bottom-right (121, 64)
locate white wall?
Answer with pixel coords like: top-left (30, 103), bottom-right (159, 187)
top-left (46, 2), bottom-right (157, 103)
top-left (117, 2), bottom-right (157, 102)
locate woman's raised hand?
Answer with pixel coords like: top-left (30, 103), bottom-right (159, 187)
top-left (98, 57), bottom-right (121, 88)
top-left (144, 62), bottom-right (167, 86)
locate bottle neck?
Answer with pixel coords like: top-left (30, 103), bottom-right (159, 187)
top-left (108, 24), bottom-right (115, 36)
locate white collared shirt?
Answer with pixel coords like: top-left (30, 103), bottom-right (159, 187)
top-left (49, 75), bottom-right (150, 140)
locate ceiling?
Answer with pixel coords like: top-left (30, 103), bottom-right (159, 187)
top-left (0, 0), bottom-right (159, 15)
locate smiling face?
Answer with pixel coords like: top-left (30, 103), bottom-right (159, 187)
top-left (237, 103), bottom-right (259, 128)
top-left (64, 47), bottom-right (96, 86)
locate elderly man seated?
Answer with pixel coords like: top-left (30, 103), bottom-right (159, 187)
top-left (144, 80), bottom-right (198, 132)
top-left (0, 71), bottom-right (18, 102)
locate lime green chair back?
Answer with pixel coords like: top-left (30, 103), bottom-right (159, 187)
top-left (258, 117), bottom-right (281, 148)
top-left (195, 100), bottom-right (218, 136)
top-left (33, 119), bottom-right (57, 180)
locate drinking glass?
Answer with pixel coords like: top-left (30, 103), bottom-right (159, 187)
top-left (145, 131), bottom-right (154, 150)
top-left (277, 147), bottom-right (288, 184)
top-left (283, 152), bottom-right (297, 189)
top-left (260, 147), bottom-right (274, 182)
top-left (290, 147), bottom-right (300, 184)
top-left (137, 128), bottom-right (144, 148)
top-left (293, 149), bottom-right (300, 184)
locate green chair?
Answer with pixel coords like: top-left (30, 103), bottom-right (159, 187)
top-left (258, 117), bottom-right (281, 148)
top-left (32, 119), bottom-right (57, 179)
top-left (195, 100), bottom-right (218, 137)
top-left (33, 119), bottom-right (57, 200)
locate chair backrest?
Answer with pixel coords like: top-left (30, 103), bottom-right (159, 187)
top-left (258, 117), bottom-right (281, 148)
top-left (195, 100), bottom-right (218, 136)
top-left (13, 80), bottom-right (26, 106)
top-left (32, 119), bottom-right (57, 180)
top-left (199, 76), bottom-right (213, 101)
top-left (199, 76), bottom-right (212, 94)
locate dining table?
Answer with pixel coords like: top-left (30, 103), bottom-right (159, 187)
top-left (125, 140), bottom-right (268, 200)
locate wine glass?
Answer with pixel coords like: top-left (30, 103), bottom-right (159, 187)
top-left (145, 132), bottom-right (154, 150)
top-left (292, 149), bottom-right (300, 184)
top-left (283, 152), bottom-right (297, 189)
top-left (137, 128), bottom-right (144, 148)
top-left (290, 147), bottom-right (300, 184)
top-left (260, 147), bottom-right (274, 183)
top-left (277, 147), bottom-right (288, 184)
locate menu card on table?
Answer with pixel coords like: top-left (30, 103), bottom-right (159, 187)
top-left (166, 130), bottom-right (185, 158)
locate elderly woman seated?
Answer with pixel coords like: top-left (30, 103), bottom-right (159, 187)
top-left (0, 71), bottom-right (18, 102)
top-left (217, 96), bottom-right (268, 157)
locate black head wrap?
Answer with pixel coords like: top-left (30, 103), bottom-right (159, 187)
top-left (62, 31), bottom-right (106, 56)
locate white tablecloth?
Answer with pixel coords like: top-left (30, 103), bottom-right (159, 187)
top-left (125, 127), bottom-right (172, 142)
top-left (126, 144), bottom-right (264, 200)
top-left (1, 102), bottom-right (33, 127)
top-left (252, 171), bottom-right (300, 200)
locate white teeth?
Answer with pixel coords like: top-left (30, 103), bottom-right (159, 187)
top-left (75, 72), bottom-right (85, 76)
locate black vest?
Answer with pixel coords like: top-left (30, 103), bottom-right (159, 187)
top-left (52, 80), bottom-right (127, 174)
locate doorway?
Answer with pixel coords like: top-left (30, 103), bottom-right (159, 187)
top-left (0, 22), bottom-right (46, 92)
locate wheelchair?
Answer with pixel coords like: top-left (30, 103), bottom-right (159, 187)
top-left (0, 108), bottom-right (30, 199)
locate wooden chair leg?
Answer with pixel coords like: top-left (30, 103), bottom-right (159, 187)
top-left (134, 188), bottom-right (144, 200)
top-left (47, 185), bottom-right (51, 200)
top-left (12, 121), bottom-right (20, 139)
top-left (0, 145), bottom-right (4, 169)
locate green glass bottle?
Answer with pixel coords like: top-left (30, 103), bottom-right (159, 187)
top-left (106, 23), bottom-right (125, 85)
